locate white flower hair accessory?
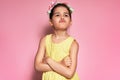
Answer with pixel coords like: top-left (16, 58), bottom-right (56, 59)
top-left (47, 0), bottom-right (74, 14)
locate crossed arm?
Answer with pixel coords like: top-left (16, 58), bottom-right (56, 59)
top-left (34, 37), bottom-right (79, 79)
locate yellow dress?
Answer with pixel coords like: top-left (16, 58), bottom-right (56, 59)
top-left (42, 34), bottom-right (79, 80)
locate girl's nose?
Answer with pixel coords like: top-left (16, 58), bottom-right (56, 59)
top-left (59, 16), bottom-right (65, 23)
top-left (61, 16), bottom-right (64, 20)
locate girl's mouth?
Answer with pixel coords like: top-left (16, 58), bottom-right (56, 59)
top-left (59, 19), bottom-right (65, 23)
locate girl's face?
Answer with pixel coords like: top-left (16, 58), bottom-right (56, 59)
top-left (50, 6), bottom-right (72, 30)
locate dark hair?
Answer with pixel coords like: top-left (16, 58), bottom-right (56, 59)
top-left (49, 3), bottom-right (72, 19)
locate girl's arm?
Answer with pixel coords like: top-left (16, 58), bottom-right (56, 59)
top-left (46, 40), bottom-right (79, 79)
top-left (34, 37), bottom-right (52, 72)
top-left (34, 37), bottom-right (71, 72)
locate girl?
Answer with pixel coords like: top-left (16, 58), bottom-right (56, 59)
top-left (35, 1), bottom-right (79, 80)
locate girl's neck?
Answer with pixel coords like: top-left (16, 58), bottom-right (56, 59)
top-left (53, 30), bottom-right (69, 39)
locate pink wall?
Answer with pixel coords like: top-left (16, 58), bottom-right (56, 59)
top-left (0, 0), bottom-right (120, 80)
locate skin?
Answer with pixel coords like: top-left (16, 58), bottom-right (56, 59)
top-left (34, 6), bottom-right (79, 79)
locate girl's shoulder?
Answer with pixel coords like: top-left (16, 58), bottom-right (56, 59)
top-left (42, 34), bottom-right (52, 42)
top-left (40, 34), bottom-right (52, 40)
top-left (45, 34), bottom-right (52, 37)
top-left (68, 35), bottom-right (79, 46)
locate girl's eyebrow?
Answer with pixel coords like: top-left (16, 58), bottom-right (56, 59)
top-left (64, 12), bottom-right (69, 14)
top-left (54, 12), bottom-right (69, 14)
top-left (54, 12), bottom-right (60, 14)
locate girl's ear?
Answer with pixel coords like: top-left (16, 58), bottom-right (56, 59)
top-left (49, 20), bottom-right (53, 26)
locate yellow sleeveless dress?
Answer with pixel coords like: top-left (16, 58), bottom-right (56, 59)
top-left (42, 34), bottom-right (79, 80)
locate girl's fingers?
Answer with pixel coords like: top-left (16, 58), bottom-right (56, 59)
top-left (65, 59), bottom-right (72, 67)
top-left (62, 56), bottom-right (72, 67)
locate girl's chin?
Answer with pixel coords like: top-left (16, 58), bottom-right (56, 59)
top-left (55, 27), bottom-right (68, 30)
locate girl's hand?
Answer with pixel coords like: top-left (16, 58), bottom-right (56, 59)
top-left (61, 56), bottom-right (72, 67)
top-left (43, 56), bottom-right (51, 64)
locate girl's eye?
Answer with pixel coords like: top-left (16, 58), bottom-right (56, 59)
top-left (64, 14), bottom-right (69, 17)
top-left (55, 14), bottom-right (60, 17)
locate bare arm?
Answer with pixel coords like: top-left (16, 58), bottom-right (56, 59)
top-left (34, 37), bottom-right (52, 72)
top-left (34, 37), bottom-right (72, 72)
top-left (46, 40), bottom-right (79, 79)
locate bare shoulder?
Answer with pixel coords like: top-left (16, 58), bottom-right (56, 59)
top-left (71, 39), bottom-right (79, 49)
top-left (69, 39), bottom-right (79, 56)
top-left (40, 36), bottom-right (46, 42)
top-left (39, 34), bottom-right (51, 43)
top-left (37, 36), bottom-right (47, 50)
top-left (39, 35), bottom-right (48, 45)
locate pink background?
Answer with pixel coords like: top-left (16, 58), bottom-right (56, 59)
top-left (0, 0), bottom-right (120, 80)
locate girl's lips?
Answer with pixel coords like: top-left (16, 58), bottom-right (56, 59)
top-left (59, 19), bottom-right (65, 23)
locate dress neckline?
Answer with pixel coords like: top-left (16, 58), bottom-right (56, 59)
top-left (50, 34), bottom-right (71, 45)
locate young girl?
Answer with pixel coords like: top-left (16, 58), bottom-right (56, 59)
top-left (35, 1), bottom-right (79, 80)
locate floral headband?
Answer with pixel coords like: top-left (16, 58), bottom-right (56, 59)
top-left (47, 0), bottom-right (74, 14)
